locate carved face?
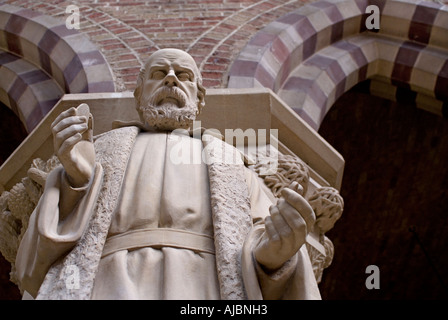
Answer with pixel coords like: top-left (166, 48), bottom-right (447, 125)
top-left (135, 48), bottom-right (205, 131)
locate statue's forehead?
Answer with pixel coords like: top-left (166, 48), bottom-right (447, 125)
top-left (146, 49), bottom-right (197, 70)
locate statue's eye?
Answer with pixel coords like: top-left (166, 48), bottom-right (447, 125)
top-left (151, 70), bottom-right (166, 80)
top-left (177, 72), bottom-right (191, 81)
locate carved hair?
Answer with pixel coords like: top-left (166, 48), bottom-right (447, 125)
top-left (307, 186), bottom-right (344, 233)
top-left (254, 153), bottom-right (310, 198)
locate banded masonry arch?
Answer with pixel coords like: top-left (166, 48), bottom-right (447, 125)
top-left (228, 0), bottom-right (448, 131)
top-left (0, 4), bottom-right (115, 132)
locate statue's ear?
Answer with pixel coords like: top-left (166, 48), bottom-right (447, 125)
top-left (134, 67), bottom-right (146, 105)
top-left (197, 95), bottom-right (205, 113)
top-left (133, 86), bottom-right (141, 103)
top-left (197, 82), bottom-right (206, 114)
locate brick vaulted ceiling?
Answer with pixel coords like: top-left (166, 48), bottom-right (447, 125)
top-left (1, 0), bottom-right (318, 91)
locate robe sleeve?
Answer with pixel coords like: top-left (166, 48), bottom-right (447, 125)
top-left (242, 168), bottom-right (321, 300)
top-left (15, 164), bottom-right (103, 298)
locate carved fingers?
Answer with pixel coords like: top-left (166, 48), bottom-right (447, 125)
top-left (280, 187), bottom-right (316, 231)
top-left (52, 108), bottom-right (88, 153)
top-left (51, 106), bottom-right (95, 187)
top-left (255, 186), bottom-right (316, 271)
top-left (288, 181), bottom-right (304, 196)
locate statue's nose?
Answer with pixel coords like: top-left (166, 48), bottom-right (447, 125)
top-left (164, 70), bottom-right (178, 87)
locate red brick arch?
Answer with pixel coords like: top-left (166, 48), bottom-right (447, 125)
top-left (0, 50), bottom-right (63, 131)
top-left (228, 0), bottom-right (448, 130)
top-left (0, 4), bottom-right (115, 132)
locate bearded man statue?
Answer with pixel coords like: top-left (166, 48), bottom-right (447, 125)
top-left (15, 48), bottom-right (321, 300)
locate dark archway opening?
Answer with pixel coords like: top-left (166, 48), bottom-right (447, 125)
top-left (317, 82), bottom-right (448, 299)
top-left (0, 102), bottom-right (28, 165)
top-left (0, 101), bottom-right (27, 300)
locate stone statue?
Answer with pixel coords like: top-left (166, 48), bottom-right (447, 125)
top-left (13, 48), bottom-right (321, 300)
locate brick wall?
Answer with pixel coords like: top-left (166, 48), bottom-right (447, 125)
top-left (3, 0), bottom-right (314, 90)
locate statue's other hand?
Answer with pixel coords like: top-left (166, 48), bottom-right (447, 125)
top-left (51, 105), bottom-right (95, 188)
top-left (254, 186), bottom-right (316, 272)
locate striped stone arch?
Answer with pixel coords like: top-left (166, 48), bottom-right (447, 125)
top-left (228, 0), bottom-right (448, 130)
top-left (0, 4), bottom-right (115, 132)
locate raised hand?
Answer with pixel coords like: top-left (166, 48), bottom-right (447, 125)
top-left (254, 182), bottom-right (316, 271)
top-left (51, 104), bottom-right (95, 188)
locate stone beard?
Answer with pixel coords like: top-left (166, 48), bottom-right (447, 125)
top-left (138, 86), bottom-right (199, 131)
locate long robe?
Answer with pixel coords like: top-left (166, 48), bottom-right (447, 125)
top-left (15, 126), bottom-right (321, 300)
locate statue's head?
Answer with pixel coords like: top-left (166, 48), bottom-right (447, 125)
top-left (134, 48), bottom-right (206, 131)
